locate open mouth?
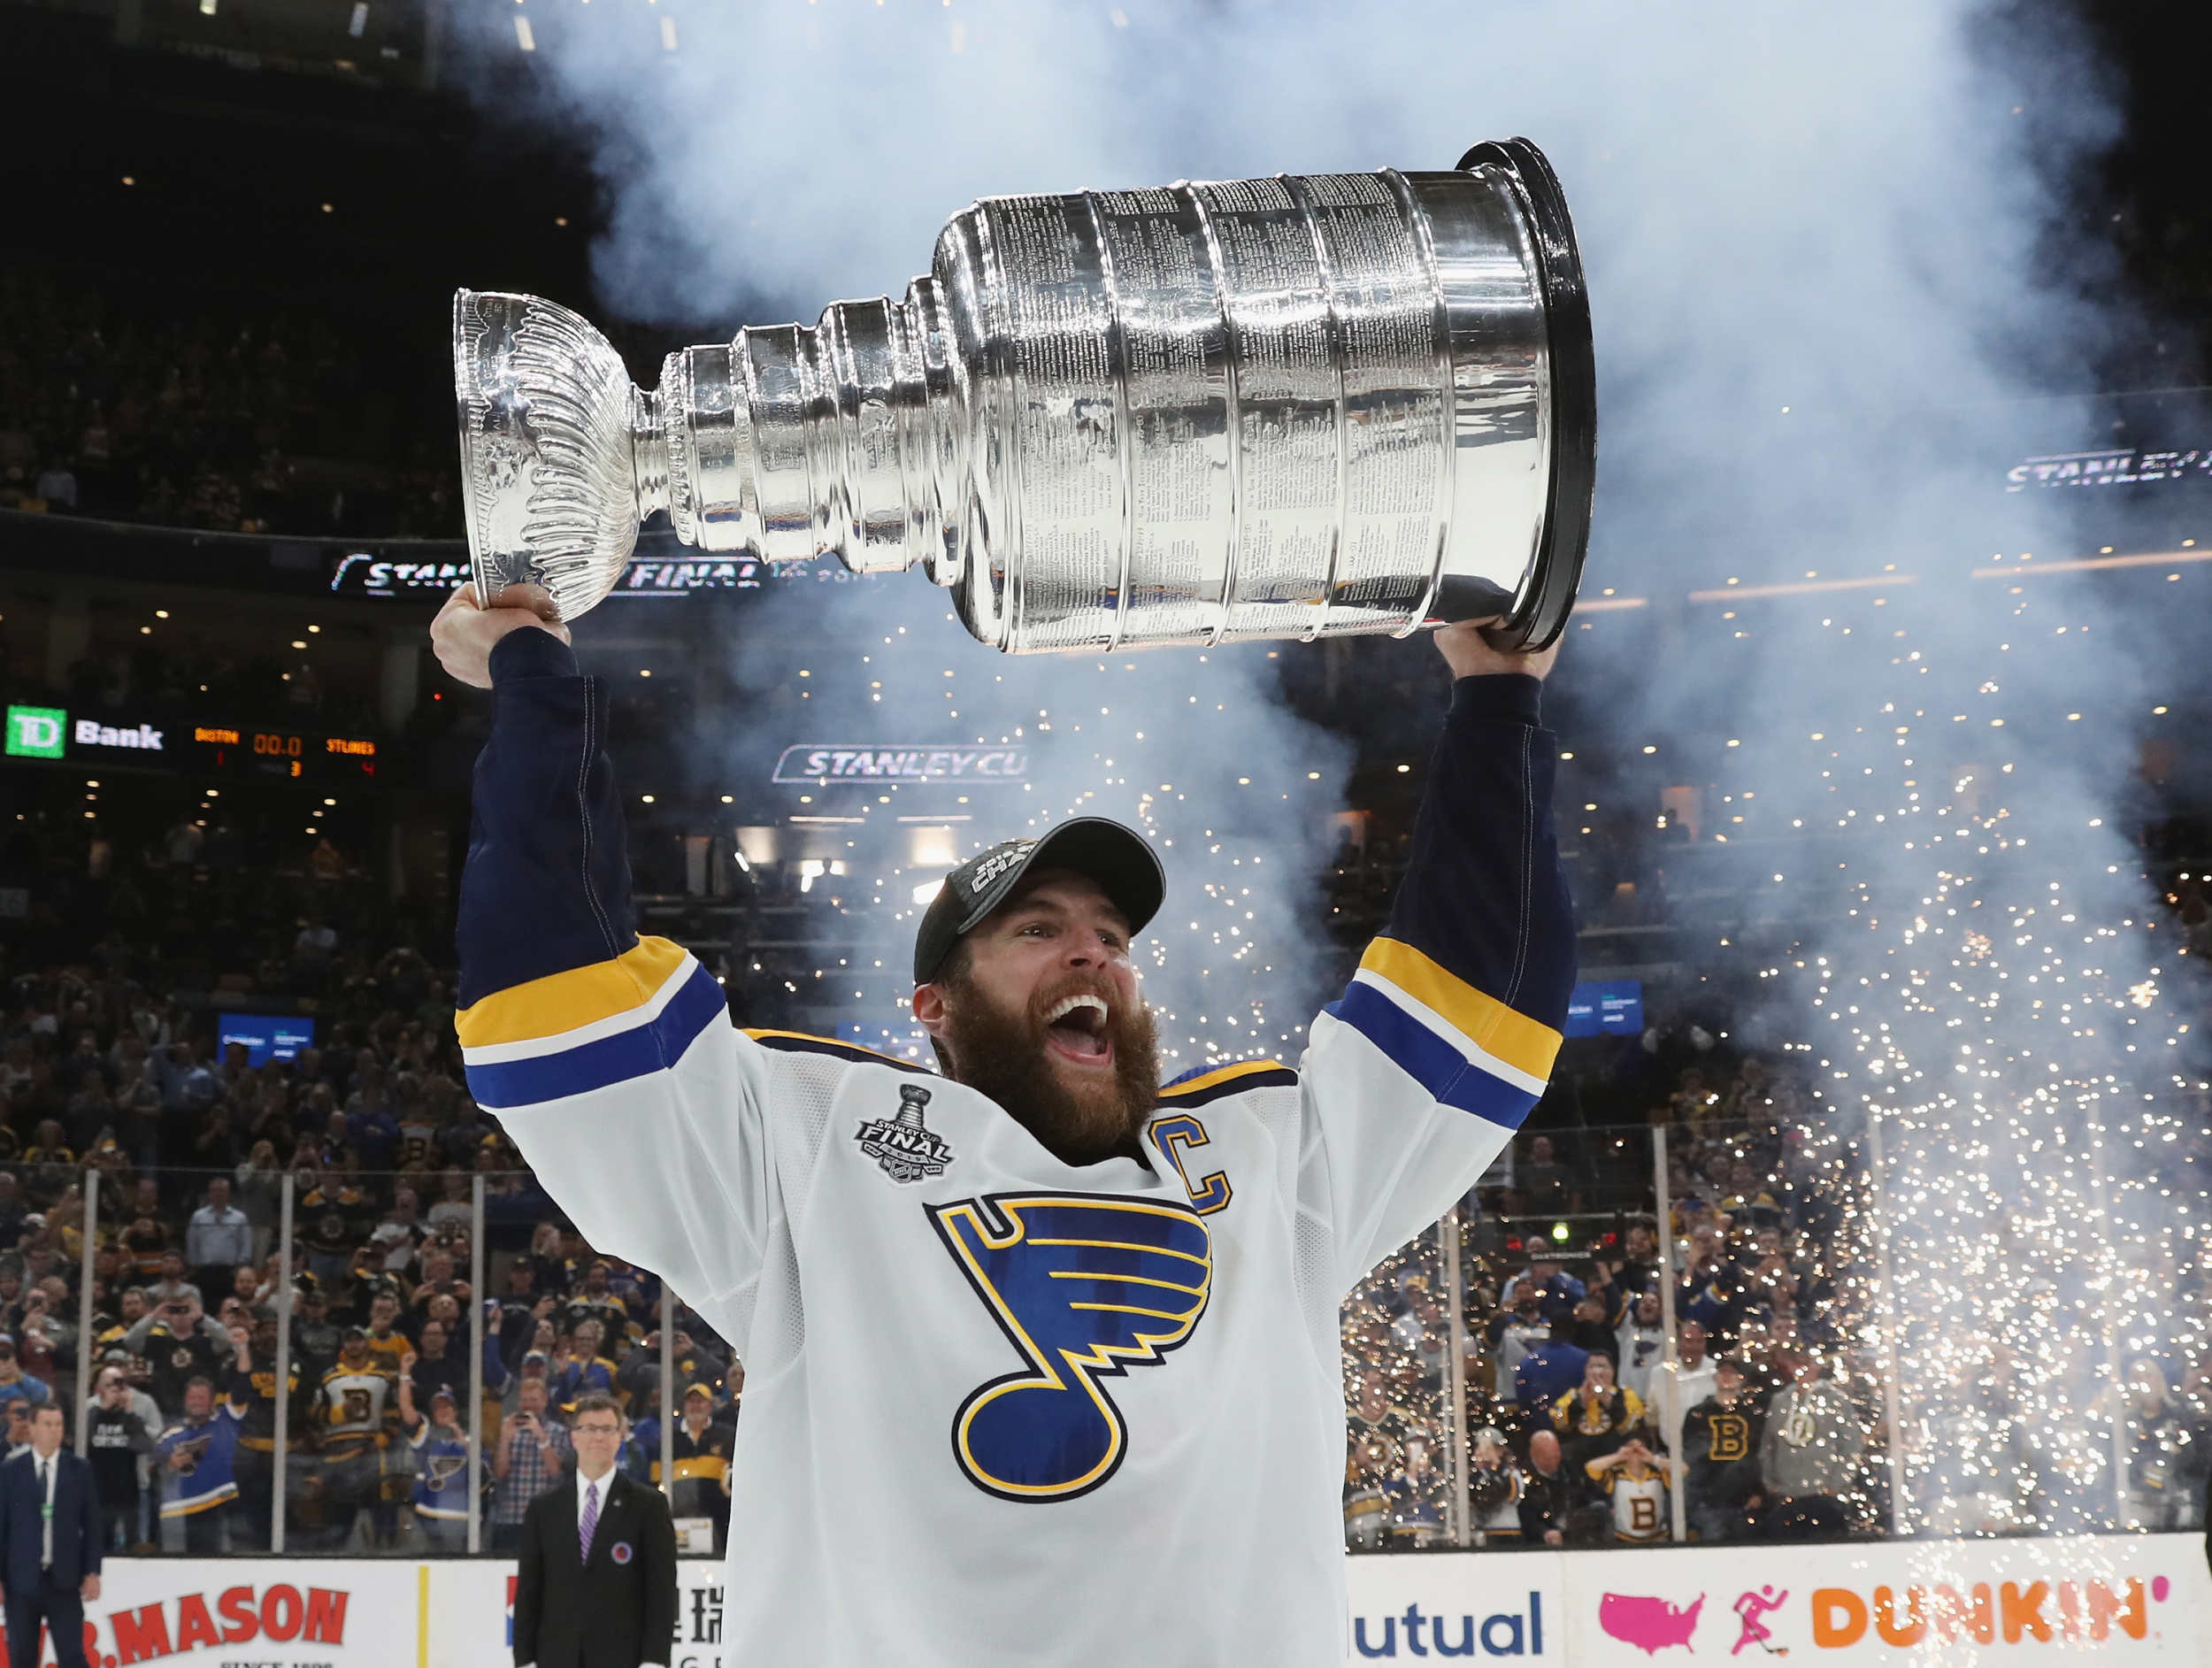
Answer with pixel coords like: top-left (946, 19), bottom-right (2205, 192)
top-left (1042, 992), bottom-right (1114, 1066)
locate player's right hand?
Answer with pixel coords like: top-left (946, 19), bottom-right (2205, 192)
top-left (431, 583), bottom-right (570, 689)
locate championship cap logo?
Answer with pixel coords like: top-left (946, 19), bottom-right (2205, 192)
top-left (957, 841), bottom-right (1033, 900)
top-left (854, 1083), bottom-right (956, 1184)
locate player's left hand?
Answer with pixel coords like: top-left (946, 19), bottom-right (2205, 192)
top-left (81, 1575), bottom-right (99, 1603)
top-left (432, 582), bottom-right (570, 689)
top-left (1433, 617), bottom-right (1561, 682)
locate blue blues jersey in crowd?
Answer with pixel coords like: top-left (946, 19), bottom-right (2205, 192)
top-left (153, 1373), bottom-right (250, 1518)
top-left (407, 1418), bottom-right (472, 1521)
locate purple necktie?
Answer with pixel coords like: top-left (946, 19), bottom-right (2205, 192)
top-left (580, 1480), bottom-right (600, 1564)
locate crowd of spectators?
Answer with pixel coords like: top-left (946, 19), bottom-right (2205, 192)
top-left (0, 753), bottom-right (2202, 1562)
top-left (0, 827), bottom-right (743, 1556)
top-left (0, 265), bottom-right (457, 539)
top-left (1341, 1048), bottom-right (2212, 1551)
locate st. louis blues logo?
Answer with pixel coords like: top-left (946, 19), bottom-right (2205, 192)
top-left (855, 1083), bottom-right (956, 1183)
top-left (929, 1192), bottom-right (1210, 1503)
top-left (166, 1431), bottom-right (212, 1476)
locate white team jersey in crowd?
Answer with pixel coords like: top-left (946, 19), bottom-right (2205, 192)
top-left (471, 938), bottom-right (1551, 1667)
top-left (1598, 1464), bottom-right (1671, 1542)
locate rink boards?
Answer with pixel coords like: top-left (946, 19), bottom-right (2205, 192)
top-left (30, 1535), bottom-right (2212, 1666)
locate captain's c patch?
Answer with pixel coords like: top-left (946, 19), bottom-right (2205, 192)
top-left (928, 1192), bottom-right (1210, 1503)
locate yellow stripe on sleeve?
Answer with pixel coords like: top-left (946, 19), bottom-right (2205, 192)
top-left (1358, 936), bottom-right (1563, 1081)
top-left (1157, 1059), bottom-right (1288, 1099)
top-left (743, 1029), bottom-right (920, 1068)
top-left (456, 936), bottom-right (690, 1049)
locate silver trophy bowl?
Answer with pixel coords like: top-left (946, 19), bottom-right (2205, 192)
top-left (454, 138), bottom-right (1594, 652)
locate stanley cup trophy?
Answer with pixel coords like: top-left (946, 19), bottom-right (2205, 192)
top-left (453, 138), bottom-right (1594, 652)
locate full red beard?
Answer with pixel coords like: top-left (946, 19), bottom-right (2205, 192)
top-left (937, 969), bottom-right (1159, 1164)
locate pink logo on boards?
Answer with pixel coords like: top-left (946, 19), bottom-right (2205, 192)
top-left (1732, 1587), bottom-right (1790, 1656)
top-left (1601, 1594), bottom-right (1706, 1656)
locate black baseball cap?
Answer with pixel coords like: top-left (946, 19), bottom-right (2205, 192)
top-left (912, 817), bottom-right (1165, 984)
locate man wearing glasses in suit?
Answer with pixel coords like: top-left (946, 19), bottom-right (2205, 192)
top-left (514, 1394), bottom-right (677, 1668)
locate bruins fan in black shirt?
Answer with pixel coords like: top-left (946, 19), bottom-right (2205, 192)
top-left (1683, 1359), bottom-right (1764, 1542)
top-left (656, 1386), bottom-right (736, 1553)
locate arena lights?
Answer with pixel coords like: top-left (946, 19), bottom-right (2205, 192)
top-left (1972, 549), bottom-right (2212, 578)
top-left (1641, 563), bottom-right (2205, 1539)
top-left (1690, 573), bottom-right (1916, 603)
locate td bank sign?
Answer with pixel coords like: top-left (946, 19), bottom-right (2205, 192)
top-left (4, 706), bottom-right (165, 759)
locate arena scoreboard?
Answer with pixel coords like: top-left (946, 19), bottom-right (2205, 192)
top-left (187, 722), bottom-right (379, 782)
top-left (4, 704), bottom-right (379, 782)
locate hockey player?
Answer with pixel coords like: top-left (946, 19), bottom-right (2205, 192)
top-left (432, 585), bottom-right (1572, 1668)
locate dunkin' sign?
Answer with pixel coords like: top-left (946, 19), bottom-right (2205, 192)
top-left (1805, 1576), bottom-right (2162, 1649)
top-left (1339, 1537), bottom-right (2206, 1665)
top-left (1555, 1539), bottom-right (2197, 1667)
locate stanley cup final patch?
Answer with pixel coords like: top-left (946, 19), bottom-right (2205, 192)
top-left (855, 1082), bottom-right (956, 1183)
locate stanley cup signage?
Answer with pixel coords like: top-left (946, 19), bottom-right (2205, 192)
top-left (453, 139), bottom-right (1595, 652)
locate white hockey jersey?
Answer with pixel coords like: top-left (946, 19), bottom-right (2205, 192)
top-left (455, 629), bottom-right (1573, 1668)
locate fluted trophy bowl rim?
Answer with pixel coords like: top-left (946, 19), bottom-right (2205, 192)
top-left (453, 287), bottom-right (644, 621)
top-left (1457, 136), bottom-right (1595, 656)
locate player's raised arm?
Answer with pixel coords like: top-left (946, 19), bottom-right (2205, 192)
top-left (1300, 621), bottom-right (1574, 1290)
top-left (437, 586), bottom-right (772, 1320)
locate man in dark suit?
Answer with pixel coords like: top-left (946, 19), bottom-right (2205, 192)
top-left (515, 1394), bottom-right (677, 1668)
top-left (0, 1405), bottom-right (102, 1668)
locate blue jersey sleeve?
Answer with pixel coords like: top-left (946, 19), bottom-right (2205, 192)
top-left (1300, 672), bottom-right (1575, 1288)
top-left (451, 629), bottom-right (803, 1366)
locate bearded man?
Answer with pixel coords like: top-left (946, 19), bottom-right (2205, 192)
top-left (434, 586), bottom-right (1571, 1668)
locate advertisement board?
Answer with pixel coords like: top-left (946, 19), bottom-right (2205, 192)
top-left (424, 1558), bottom-right (730, 1668)
top-left (0, 705), bottom-right (377, 782)
top-left (772, 744), bottom-right (1030, 785)
top-left (1564, 980), bottom-right (1643, 1038)
top-left (28, 1560), bottom-right (415, 1667)
top-left (4, 706), bottom-right (67, 759)
top-left (29, 1541), bottom-right (2208, 1666)
top-left (218, 1013), bottom-right (316, 1066)
top-left (2004, 448), bottom-right (2212, 491)
top-left (1341, 1536), bottom-right (2209, 1664)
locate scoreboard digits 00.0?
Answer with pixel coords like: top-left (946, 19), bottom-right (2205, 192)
top-left (192, 726), bottom-right (377, 780)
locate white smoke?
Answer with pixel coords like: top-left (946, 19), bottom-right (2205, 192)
top-left (460, 0), bottom-right (2212, 1525)
top-left (701, 568), bottom-right (1359, 1070)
